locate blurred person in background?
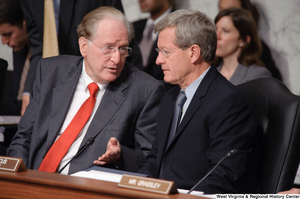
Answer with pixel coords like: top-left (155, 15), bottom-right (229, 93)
top-left (133, 0), bottom-right (175, 81)
top-left (218, 0), bottom-right (282, 80)
top-left (0, 0), bottom-right (30, 116)
top-left (214, 8), bottom-right (271, 85)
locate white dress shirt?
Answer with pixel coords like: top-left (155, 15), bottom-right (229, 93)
top-left (181, 66), bottom-right (210, 121)
top-left (58, 61), bottom-right (108, 174)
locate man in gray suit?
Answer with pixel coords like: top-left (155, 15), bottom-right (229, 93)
top-left (7, 6), bottom-right (165, 174)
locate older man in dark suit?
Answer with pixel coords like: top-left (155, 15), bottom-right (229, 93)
top-left (138, 9), bottom-right (262, 194)
top-left (20, 0), bottom-right (143, 115)
top-left (7, 7), bottom-right (165, 175)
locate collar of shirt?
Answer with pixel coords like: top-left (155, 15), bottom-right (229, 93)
top-left (144, 7), bottom-right (173, 42)
top-left (181, 66), bottom-right (211, 118)
top-left (82, 60), bottom-right (108, 92)
top-left (58, 61), bottom-right (107, 174)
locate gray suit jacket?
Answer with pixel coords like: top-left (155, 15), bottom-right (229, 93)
top-left (7, 55), bottom-right (165, 174)
top-left (217, 63), bottom-right (272, 85)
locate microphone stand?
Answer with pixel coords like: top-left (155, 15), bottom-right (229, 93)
top-left (58, 137), bottom-right (95, 173)
top-left (187, 149), bottom-right (237, 194)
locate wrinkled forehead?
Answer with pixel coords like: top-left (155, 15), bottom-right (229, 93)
top-left (157, 27), bottom-right (177, 48)
top-left (91, 18), bottom-right (129, 45)
top-left (92, 18), bottom-right (129, 40)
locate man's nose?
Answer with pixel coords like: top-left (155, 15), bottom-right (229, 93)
top-left (156, 51), bottom-right (165, 65)
top-left (110, 48), bottom-right (121, 64)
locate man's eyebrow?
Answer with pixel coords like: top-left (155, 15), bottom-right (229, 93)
top-left (104, 42), bottom-right (115, 46)
top-left (160, 46), bottom-right (169, 50)
top-left (104, 42), bottom-right (129, 47)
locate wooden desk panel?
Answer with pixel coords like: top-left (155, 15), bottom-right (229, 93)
top-left (0, 170), bottom-right (203, 199)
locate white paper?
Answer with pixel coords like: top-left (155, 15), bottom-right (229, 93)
top-left (0, 116), bottom-right (21, 125)
top-left (294, 164), bottom-right (300, 185)
top-left (178, 188), bottom-right (204, 196)
top-left (0, 132), bottom-right (4, 142)
top-left (178, 189), bottom-right (217, 198)
top-left (71, 170), bottom-right (123, 183)
top-left (71, 169), bottom-right (216, 198)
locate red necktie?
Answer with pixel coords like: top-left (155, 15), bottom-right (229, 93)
top-left (38, 83), bottom-right (99, 172)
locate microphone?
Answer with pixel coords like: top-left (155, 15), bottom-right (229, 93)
top-left (187, 149), bottom-right (238, 194)
top-left (58, 137), bottom-right (95, 173)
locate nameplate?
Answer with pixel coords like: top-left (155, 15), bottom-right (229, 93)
top-left (118, 174), bottom-right (178, 194)
top-left (0, 156), bottom-right (27, 173)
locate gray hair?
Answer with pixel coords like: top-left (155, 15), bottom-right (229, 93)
top-left (77, 6), bottom-right (134, 43)
top-left (155, 9), bottom-right (217, 62)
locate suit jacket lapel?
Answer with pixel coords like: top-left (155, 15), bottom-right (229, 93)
top-left (147, 39), bottom-right (158, 66)
top-left (165, 66), bottom-right (219, 152)
top-left (158, 87), bottom-right (178, 166)
top-left (46, 59), bottom-right (82, 150)
top-left (230, 63), bottom-right (247, 85)
top-left (58, 0), bottom-right (75, 48)
top-left (134, 19), bottom-right (147, 43)
top-left (36, 0), bottom-right (44, 33)
top-left (80, 65), bottom-right (129, 146)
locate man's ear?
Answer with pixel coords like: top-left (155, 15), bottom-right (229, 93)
top-left (190, 44), bottom-right (201, 64)
top-left (79, 37), bottom-right (88, 57)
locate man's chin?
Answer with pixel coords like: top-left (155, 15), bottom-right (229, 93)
top-left (104, 73), bottom-right (120, 83)
top-left (163, 76), bottom-right (174, 85)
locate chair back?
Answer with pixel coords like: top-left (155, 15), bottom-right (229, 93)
top-left (0, 58), bottom-right (8, 109)
top-left (237, 77), bottom-right (300, 193)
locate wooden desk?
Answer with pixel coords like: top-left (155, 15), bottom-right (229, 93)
top-left (0, 169), bottom-right (203, 199)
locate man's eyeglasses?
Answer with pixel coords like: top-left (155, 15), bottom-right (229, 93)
top-left (87, 39), bottom-right (132, 57)
top-left (155, 48), bottom-right (177, 57)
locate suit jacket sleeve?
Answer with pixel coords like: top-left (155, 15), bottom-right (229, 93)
top-left (119, 82), bottom-right (165, 171)
top-left (137, 92), bottom-right (168, 177)
top-left (21, 0), bottom-right (43, 93)
top-left (7, 58), bottom-right (43, 166)
top-left (136, 127), bottom-right (160, 177)
top-left (197, 90), bottom-right (260, 193)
